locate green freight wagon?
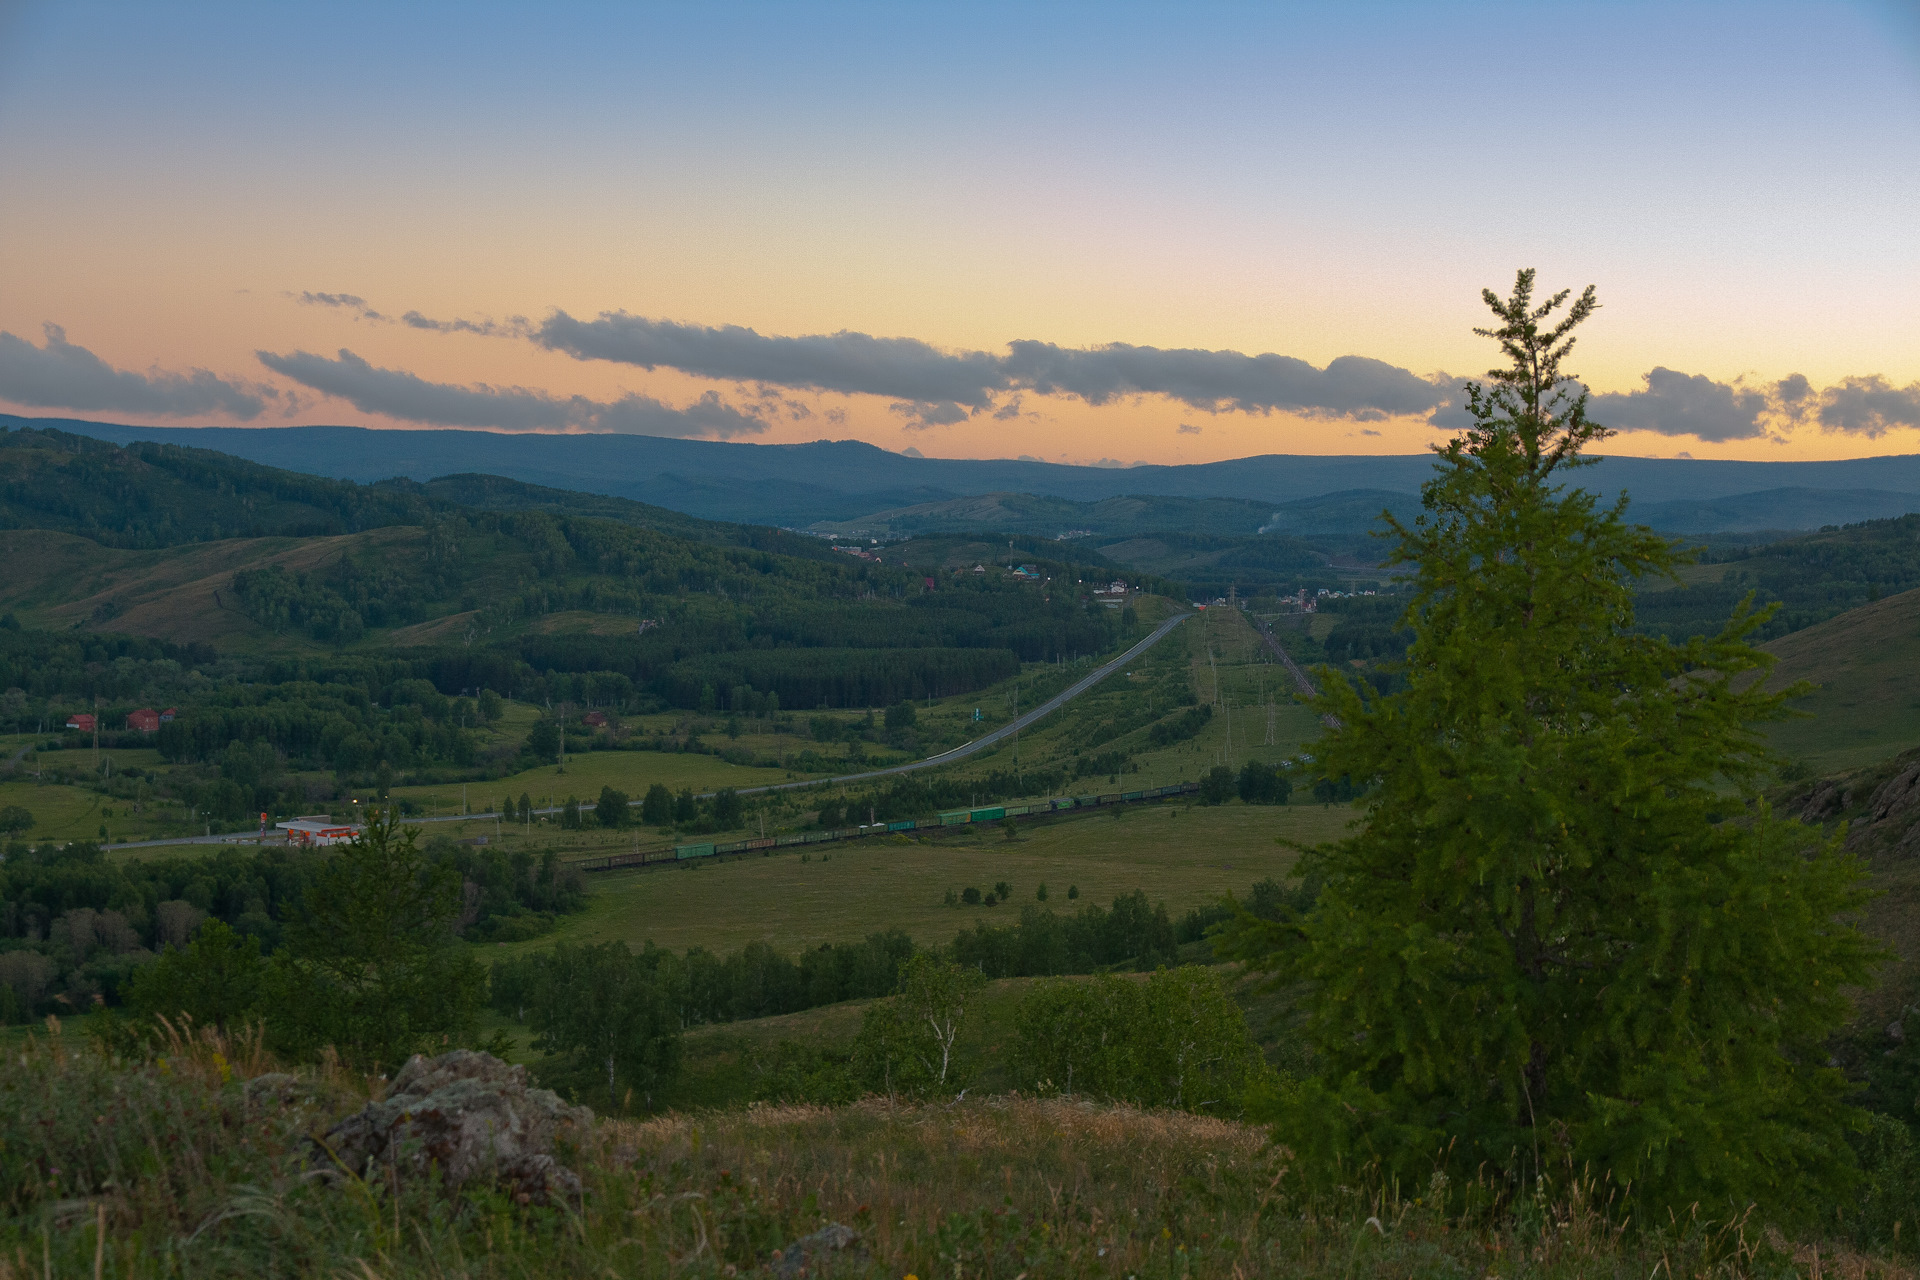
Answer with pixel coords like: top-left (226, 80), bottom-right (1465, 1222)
top-left (969, 806), bottom-right (1006, 822)
top-left (675, 843), bottom-right (716, 860)
top-left (939, 810), bottom-right (972, 826)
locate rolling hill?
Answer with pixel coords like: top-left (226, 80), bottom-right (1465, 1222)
top-left (1761, 585), bottom-right (1920, 771)
top-left (18, 414), bottom-right (1920, 531)
top-left (0, 423), bottom-right (845, 561)
top-left (806, 492), bottom-right (1277, 539)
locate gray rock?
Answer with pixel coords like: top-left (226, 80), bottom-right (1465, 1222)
top-left (243, 1072), bottom-right (304, 1107)
top-left (774, 1223), bottom-right (866, 1278)
top-left (310, 1050), bottom-right (592, 1206)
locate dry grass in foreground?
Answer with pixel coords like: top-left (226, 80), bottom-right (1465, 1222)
top-left (0, 1020), bottom-right (1910, 1279)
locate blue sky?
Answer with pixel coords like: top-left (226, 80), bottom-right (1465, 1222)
top-left (0, 1), bottom-right (1915, 462)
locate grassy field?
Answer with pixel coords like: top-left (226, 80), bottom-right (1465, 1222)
top-left (529, 800), bottom-right (1347, 956)
top-left (0, 743), bottom-right (178, 842)
top-left (1762, 585), bottom-right (1920, 771)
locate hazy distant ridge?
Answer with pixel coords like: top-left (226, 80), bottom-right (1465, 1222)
top-left (11, 416), bottom-right (1920, 531)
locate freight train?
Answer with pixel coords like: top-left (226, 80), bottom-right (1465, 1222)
top-left (571, 781), bottom-right (1202, 873)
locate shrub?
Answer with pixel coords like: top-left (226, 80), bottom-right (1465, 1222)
top-left (596, 785), bottom-right (631, 828)
top-left (1198, 765), bottom-right (1235, 805)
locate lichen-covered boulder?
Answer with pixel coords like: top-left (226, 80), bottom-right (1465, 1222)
top-left (310, 1050), bottom-right (592, 1205)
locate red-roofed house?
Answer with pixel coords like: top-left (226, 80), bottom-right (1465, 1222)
top-left (65, 713), bottom-right (95, 732)
top-left (127, 708), bottom-right (161, 733)
top-left (159, 708), bottom-right (177, 723)
top-left (583, 710), bottom-right (608, 727)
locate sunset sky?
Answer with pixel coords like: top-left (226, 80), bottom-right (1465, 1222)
top-left (1, 1), bottom-right (1915, 466)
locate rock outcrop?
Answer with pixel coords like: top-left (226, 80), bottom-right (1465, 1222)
top-left (773, 1223), bottom-right (866, 1278)
top-left (310, 1050), bottom-right (591, 1206)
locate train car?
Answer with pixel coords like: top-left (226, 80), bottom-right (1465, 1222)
top-left (969, 806), bottom-right (1006, 822)
top-left (938, 810), bottom-right (971, 826)
top-left (1075, 795), bottom-right (1101, 808)
top-left (1122, 790), bottom-right (1144, 802)
top-left (1003, 804), bottom-right (1030, 818)
top-left (1048, 797), bottom-right (1075, 812)
top-left (744, 837), bottom-right (775, 851)
top-left (887, 820), bottom-right (917, 832)
top-left (675, 842), bottom-right (716, 860)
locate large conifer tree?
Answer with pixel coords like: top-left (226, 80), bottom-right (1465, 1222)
top-left (1234, 271), bottom-right (1877, 1219)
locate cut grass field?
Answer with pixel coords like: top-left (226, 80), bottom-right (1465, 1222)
top-left (527, 800), bottom-right (1347, 957)
top-left (1762, 585), bottom-right (1920, 772)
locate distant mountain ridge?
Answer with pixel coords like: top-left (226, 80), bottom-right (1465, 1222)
top-left (11, 415), bottom-right (1920, 532)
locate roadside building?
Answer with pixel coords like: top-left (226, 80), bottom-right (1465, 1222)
top-left (274, 817), bottom-right (361, 847)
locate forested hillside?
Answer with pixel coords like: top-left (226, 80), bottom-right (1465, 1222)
top-left (0, 424), bottom-right (836, 558)
top-left (0, 424), bottom-right (1134, 713)
top-left (1637, 512), bottom-right (1920, 642)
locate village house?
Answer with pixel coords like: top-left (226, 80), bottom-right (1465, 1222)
top-left (65, 713), bottom-right (95, 732)
top-left (126, 708), bottom-right (161, 733)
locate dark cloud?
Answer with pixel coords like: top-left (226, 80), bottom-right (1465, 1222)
top-left (534, 311), bottom-right (1009, 407)
top-left (890, 399), bottom-right (971, 429)
top-left (1816, 376), bottom-right (1920, 437)
top-left (1587, 367), bottom-right (1772, 441)
top-left (294, 294), bottom-right (1920, 445)
top-left (1427, 368), bottom-right (1782, 442)
top-left (1002, 344), bottom-right (1446, 417)
top-left (1176, 423), bottom-right (1202, 435)
top-left (1775, 373), bottom-right (1813, 408)
top-left (399, 310), bottom-right (513, 337)
top-left (295, 291), bottom-right (386, 322)
top-left (0, 324), bottom-right (273, 419)
top-left (531, 310), bottom-right (1449, 420)
top-left (255, 347), bottom-right (764, 438)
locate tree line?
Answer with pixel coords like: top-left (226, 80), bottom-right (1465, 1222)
top-left (0, 827), bottom-right (582, 1025)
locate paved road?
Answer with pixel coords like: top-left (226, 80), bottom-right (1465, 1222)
top-left (727, 609), bottom-right (1192, 798)
top-left (102, 612), bottom-right (1194, 851)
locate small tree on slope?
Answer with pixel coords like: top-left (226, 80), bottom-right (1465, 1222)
top-left (1221, 270), bottom-right (1877, 1222)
